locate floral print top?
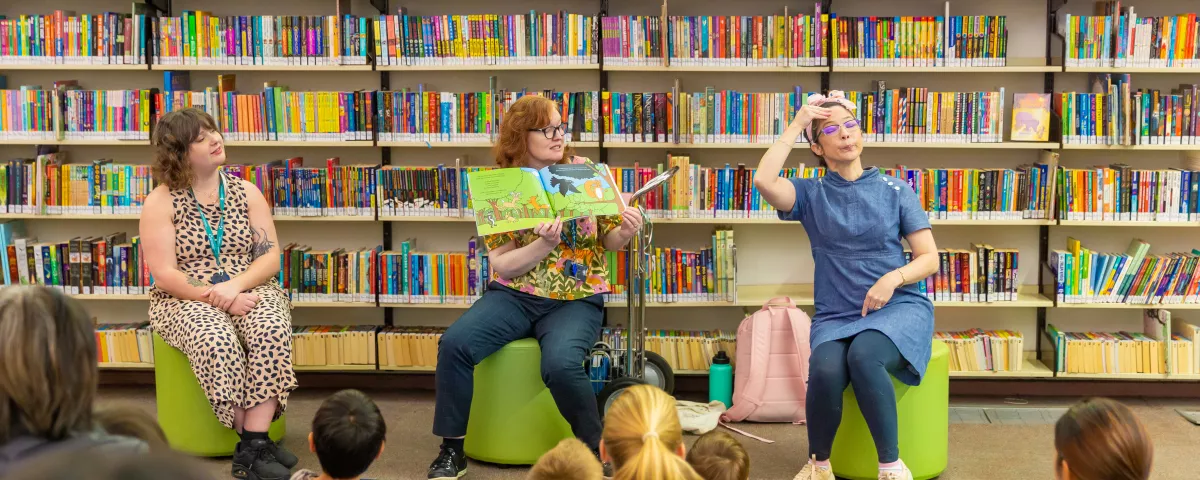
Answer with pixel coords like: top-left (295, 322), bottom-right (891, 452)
top-left (484, 213), bottom-right (623, 300)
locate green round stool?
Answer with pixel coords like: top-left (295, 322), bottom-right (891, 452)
top-left (830, 340), bottom-right (949, 480)
top-left (464, 338), bottom-right (574, 465)
top-left (153, 332), bottom-right (286, 456)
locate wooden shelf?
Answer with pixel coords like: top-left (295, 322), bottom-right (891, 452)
top-left (603, 64), bottom-right (827, 73)
top-left (834, 64), bottom-right (1060, 73)
top-left (949, 358), bottom-right (1055, 378)
top-left (0, 139), bottom-right (150, 146)
top-left (379, 365), bottom-right (436, 372)
top-left (1055, 372), bottom-right (1200, 381)
top-left (736, 284), bottom-right (1052, 308)
top-left (378, 302), bottom-right (475, 309)
top-left (674, 369), bottom-right (711, 375)
top-left (98, 362), bottom-right (154, 370)
top-left (274, 215), bottom-right (376, 222)
top-left (151, 64), bottom-right (373, 71)
top-left (222, 140), bottom-right (375, 147)
top-left (294, 364), bottom-right (377, 372)
top-left (375, 215), bottom-right (1055, 227)
top-left (379, 63), bottom-right (598, 71)
top-left (863, 141), bottom-right (1059, 149)
top-left (1061, 143), bottom-right (1200, 151)
top-left (604, 141), bottom-right (807, 149)
top-left (289, 300), bottom-right (374, 307)
top-left (377, 140), bottom-right (599, 148)
top-left (74, 294), bottom-right (149, 300)
top-left (1055, 302), bottom-right (1200, 310)
top-left (1064, 66), bottom-right (1200, 74)
top-left (0, 63), bottom-right (148, 71)
top-left (1057, 220), bottom-right (1200, 227)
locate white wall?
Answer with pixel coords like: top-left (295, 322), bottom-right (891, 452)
top-left (5, 0), bottom-right (1200, 344)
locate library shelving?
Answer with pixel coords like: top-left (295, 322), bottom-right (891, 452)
top-left (0, 64), bottom-right (151, 71)
top-left (832, 58), bottom-right (1061, 73)
top-left (148, 65), bottom-right (375, 72)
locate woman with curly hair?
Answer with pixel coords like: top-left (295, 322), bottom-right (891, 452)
top-left (425, 95), bottom-right (643, 480)
top-left (139, 108), bottom-right (297, 480)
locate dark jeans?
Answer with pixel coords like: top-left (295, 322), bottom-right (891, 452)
top-left (433, 282), bottom-right (605, 449)
top-left (806, 330), bottom-right (906, 463)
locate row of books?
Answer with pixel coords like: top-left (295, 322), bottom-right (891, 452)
top-left (1045, 311), bottom-right (1200, 375)
top-left (292, 325), bottom-right (378, 367)
top-left (601, 10), bottom-right (829, 67)
top-left (375, 88), bottom-right (600, 143)
top-left (0, 11), bottom-right (152, 65)
top-left (1058, 166), bottom-right (1200, 222)
top-left (153, 13), bottom-right (370, 66)
top-left (377, 238), bottom-right (487, 305)
top-left (934, 329), bottom-right (1024, 372)
top-left (904, 246), bottom-right (1021, 303)
top-left (1060, 77), bottom-right (1200, 146)
top-left (839, 85), bottom-right (1006, 144)
top-left (832, 12), bottom-right (1009, 67)
top-left (0, 85), bottom-right (154, 141)
top-left (593, 328), bottom-right (739, 375)
top-left (377, 326), bottom-right (444, 369)
top-left (280, 246), bottom-right (381, 304)
top-left (1060, 4), bottom-right (1200, 68)
top-left (96, 323), bottom-right (154, 365)
top-left (602, 229), bottom-right (737, 304)
top-left (373, 12), bottom-right (597, 66)
top-left (0, 222), bottom-right (147, 294)
top-left (1051, 238), bottom-right (1200, 306)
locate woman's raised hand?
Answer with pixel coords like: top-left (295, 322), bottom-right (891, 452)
top-left (789, 104), bottom-right (834, 136)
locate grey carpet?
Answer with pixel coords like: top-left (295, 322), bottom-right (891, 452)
top-left (96, 387), bottom-right (1200, 479)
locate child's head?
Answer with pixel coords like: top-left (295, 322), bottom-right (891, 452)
top-left (527, 438), bottom-right (603, 480)
top-left (309, 389), bottom-right (387, 479)
top-left (1055, 397), bottom-right (1152, 480)
top-left (93, 404), bottom-right (169, 451)
top-left (600, 384), bottom-right (702, 480)
top-left (686, 430), bottom-right (750, 480)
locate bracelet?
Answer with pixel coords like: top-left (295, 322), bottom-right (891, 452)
top-left (894, 269), bottom-right (907, 284)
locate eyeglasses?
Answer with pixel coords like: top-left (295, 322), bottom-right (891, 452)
top-left (819, 119), bottom-right (861, 136)
top-left (529, 124), bottom-right (567, 139)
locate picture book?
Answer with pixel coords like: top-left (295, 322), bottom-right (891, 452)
top-left (467, 163), bottom-right (626, 236)
top-left (1011, 93), bottom-right (1051, 142)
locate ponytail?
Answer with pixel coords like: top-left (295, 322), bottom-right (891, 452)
top-left (601, 385), bottom-right (702, 480)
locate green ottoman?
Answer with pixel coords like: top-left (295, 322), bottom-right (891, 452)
top-left (464, 338), bottom-right (574, 465)
top-left (830, 340), bottom-right (949, 480)
top-left (153, 332), bottom-right (286, 456)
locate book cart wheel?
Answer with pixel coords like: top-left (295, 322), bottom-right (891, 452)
top-left (594, 166), bottom-right (680, 417)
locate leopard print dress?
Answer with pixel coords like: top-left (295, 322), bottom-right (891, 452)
top-left (149, 170), bottom-right (296, 428)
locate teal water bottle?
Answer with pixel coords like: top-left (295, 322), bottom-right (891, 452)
top-left (709, 351), bottom-right (733, 409)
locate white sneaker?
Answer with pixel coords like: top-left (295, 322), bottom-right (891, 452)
top-left (878, 460), bottom-right (914, 480)
top-left (793, 456), bottom-right (835, 480)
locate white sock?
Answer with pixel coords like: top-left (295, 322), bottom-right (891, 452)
top-left (879, 460), bottom-right (905, 472)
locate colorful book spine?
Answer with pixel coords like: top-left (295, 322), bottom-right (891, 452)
top-left (3, 231), bottom-right (146, 295)
top-left (155, 13), bottom-right (370, 66)
top-left (1050, 238), bottom-right (1200, 306)
top-left (601, 15), bottom-right (664, 66)
top-left (42, 162), bottom-right (153, 216)
top-left (0, 88), bottom-right (57, 141)
top-left (378, 238), bottom-right (487, 305)
top-left (61, 89), bottom-right (154, 141)
top-left (884, 164), bottom-right (1057, 221)
top-left (279, 245), bottom-right (379, 304)
top-left (935, 329), bottom-right (1024, 372)
top-left (374, 12), bottom-right (597, 67)
top-left (95, 323), bottom-right (154, 365)
top-left (905, 246), bottom-right (1020, 303)
top-left (224, 160), bottom-right (376, 218)
top-left (1059, 79), bottom-right (1200, 146)
top-left (603, 88), bottom-right (805, 144)
top-left (598, 328), bottom-right (738, 373)
top-left (604, 228), bottom-right (736, 304)
top-left (832, 13), bottom-right (1007, 67)
top-left (0, 11), bottom-right (148, 65)
top-left (1057, 166), bottom-right (1199, 222)
top-left (665, 13), bottom-right (827, 67)
top-left (841, 86), bottom-right (1005, 143)
top-left (376, 165), bottom-right (461, 217)
top-left (1061, 7), bottom-right (1200, 68)
top-left (210, 87), bottom-right (372, 142)
top-left (1045, 323), bottom-right (1169, 375)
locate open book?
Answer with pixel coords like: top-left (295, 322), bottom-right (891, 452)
top-left (467, 163), bottom-right (626, 236)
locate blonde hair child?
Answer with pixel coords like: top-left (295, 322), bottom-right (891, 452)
top-left (527, 438), bottom-right (603, 480)
top-left (599, 384), bottom-right (702, 480)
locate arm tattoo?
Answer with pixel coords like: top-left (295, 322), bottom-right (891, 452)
top-left (249, 226), bottom-right (275, 261)
top-left (186, 276), bottom-right (209, 287)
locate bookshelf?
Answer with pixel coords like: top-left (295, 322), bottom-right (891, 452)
top-left (2, 0), bottom-right (1196, 388)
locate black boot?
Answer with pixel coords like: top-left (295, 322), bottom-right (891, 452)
top-left (426, 443), bottom-right (468, 479)
top-left (240, 431), bottom-right (298, 469)
top-left (232, 438), bottom-right (291, 480)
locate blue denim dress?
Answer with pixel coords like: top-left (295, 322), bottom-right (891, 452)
top-left (778, 167), bottom-right (935, 385)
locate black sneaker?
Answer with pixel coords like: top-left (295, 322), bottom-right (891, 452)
top-left (232, 438), bottom-right (291, 480)
top-left (266, 441), bottom-right (299, 469)
top-left (427, 444), bottom-right (468, 479)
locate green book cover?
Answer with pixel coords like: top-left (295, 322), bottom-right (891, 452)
top-left (468, 162), bottom-right (626, 236)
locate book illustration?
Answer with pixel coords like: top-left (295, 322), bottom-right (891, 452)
top-left (468, 163), bottom-right (625, 236)
top-left (1011, 93), bottom-right (1050, 142)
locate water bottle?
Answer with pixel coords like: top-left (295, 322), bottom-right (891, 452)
top-left (709, 350), bottom-right (733, 409)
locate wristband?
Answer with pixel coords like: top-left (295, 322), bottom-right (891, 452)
top-left (894, 269), bottom-right (907, 285)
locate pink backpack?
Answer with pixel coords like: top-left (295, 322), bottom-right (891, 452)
top-left (720, 297), bottom-right (812, 425)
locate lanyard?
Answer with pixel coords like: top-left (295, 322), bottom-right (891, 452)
top-left (192, 175), bottom-right (226, 270)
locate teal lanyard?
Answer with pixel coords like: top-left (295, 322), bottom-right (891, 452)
top-left (192, 176), bottom-right (226, 270)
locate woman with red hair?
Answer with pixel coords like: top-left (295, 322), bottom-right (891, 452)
top-left (425, 95), bottom-right (642, 480)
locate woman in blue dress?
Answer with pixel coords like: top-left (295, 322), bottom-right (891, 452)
top-left (752, 91), bottom-right (940, 480)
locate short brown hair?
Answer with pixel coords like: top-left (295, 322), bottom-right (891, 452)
top-left (1055, 397), bottom-right (1153, 480)
top-left (686, 430), bottom-right (750, 480)
top-left (492, 95), bottom-right (575, 168)
top-left (152, 108), bottom-right (220, 190)
top-left (0, 286), bottom-right (97, 444)
top-left (528, 438), bottom-right (603, 480)
top-left (94, 405), bottom-right (169, 451)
